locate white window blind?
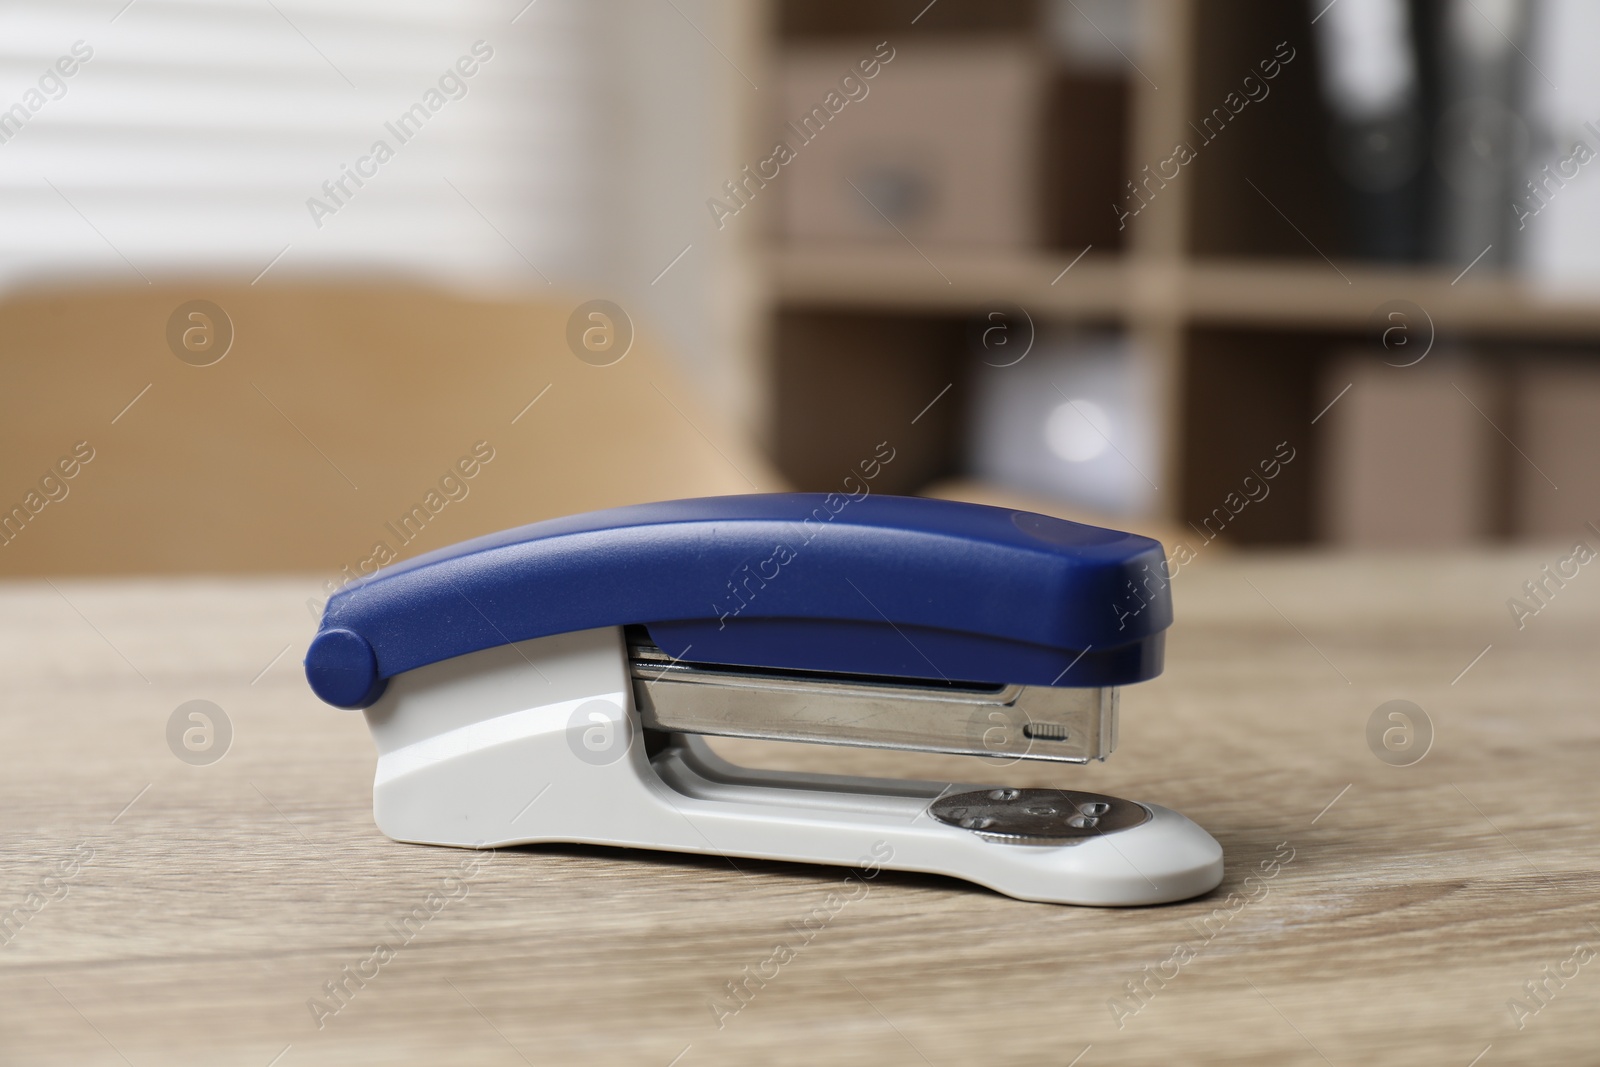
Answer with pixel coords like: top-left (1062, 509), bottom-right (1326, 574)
top-left (0, 0), bottom-right (604, 290)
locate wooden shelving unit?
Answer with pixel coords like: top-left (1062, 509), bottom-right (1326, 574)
top-left (771, 247), bottom-right (1600, 338)
top-left (749, 0), bottom-right (1600, 544)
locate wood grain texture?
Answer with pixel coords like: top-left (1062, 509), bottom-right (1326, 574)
top-left (1, 551), bottom-right (1597, 1066)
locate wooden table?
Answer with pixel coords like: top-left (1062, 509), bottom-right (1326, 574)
top-left (2, 552), bottom-right (1596, 1065)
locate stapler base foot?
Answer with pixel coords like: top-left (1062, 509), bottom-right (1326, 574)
top-left (359, 626), bottom-right (1223, 906)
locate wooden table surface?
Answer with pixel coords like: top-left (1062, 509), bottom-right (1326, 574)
top-left (2, 551), bottom-right (1597, 1066)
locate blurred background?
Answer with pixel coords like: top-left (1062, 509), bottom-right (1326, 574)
top-left (3, 0), bottom-right (1598, 586)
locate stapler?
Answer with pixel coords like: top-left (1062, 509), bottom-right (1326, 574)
top-left (305, 494), bottom-right (1222, 905)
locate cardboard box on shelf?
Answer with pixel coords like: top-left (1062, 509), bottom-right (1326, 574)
top-left (776, 40), bottom-right (1045, 249)
top-left (1316, 352), bottom-right (1502, 547)
top-left (1510, 358), bottom-right (1600, 540)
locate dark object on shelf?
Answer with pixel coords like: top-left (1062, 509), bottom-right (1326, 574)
top-left (1424, 0), bottom-right (1533, 269)
top-left (1308, 0), bottom-right (1430, 261)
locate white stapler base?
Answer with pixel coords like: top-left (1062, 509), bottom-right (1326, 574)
top-left (360, 627), bottom-right (1223, 906)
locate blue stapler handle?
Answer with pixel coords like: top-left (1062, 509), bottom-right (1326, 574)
top-left (304, 494), bottom-right (1172, 709)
